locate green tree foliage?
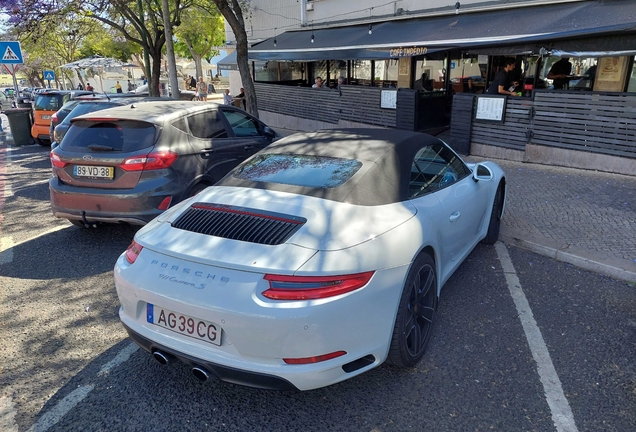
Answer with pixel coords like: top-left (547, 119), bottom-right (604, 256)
top-left (173, 5), bottom-right (225, 80)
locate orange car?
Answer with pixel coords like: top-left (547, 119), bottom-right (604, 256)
top-left (31, 90), bottom-right (93, 146)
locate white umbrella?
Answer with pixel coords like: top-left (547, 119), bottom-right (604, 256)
top-left (59, 55), bottom-right (126, 69)
top-left (183, 60), bottom-right (216, 71)
top-left (59, 55), bottom-right (127, 92)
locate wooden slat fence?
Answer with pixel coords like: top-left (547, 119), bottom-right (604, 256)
top-left (449, 93), bottom-right (474, 154)
top-left (255, 83), bottom-right (397, 128)
top-left (470, 96), bottom-right (533, 152)
top-left (532, 91), bottom-right (636, 159)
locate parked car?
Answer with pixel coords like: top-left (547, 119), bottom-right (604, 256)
top-left (48, 94), bottom-right (109, 143)
top-left (113, 128), bottom-right (506, 391)
top-left (49, 100), bottom-right (279, 227)
top-left (31, 90), bottom-right (94, 146)
top-left (49, 93), bottom-right (161, 144)
top-left (133, 83), bottom-right (197, 100)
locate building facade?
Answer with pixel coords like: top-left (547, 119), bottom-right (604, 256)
top-left (219, 0), bottom-right (636, 174)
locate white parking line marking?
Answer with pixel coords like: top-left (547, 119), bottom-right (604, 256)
top-left (98, 342), bottom-right (139, 376)
top-left (0, 236), bottom-right (14, 264)
top-left (0, 226), bottom-right (67, 265)
top-left (495, 242), bottom-right (578, 432)
top-left (0, 395), bottom-right (19, 432)
top-left (24, 341), bottom-right (138, 432)
top-left (26, 385), bottom-right (94, 432)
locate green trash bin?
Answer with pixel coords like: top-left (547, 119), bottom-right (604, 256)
top-left (4, 108), bottom-right (34, 146)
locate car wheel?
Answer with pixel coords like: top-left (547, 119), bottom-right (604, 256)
top-left (35, 138), bottom-right (49, 147)
top-left (482, 182), bottom-right (504, 244)
top-left (386, 253), bottom-right (438, 367)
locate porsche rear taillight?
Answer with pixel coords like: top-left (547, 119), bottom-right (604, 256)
top-left (262, 272), bottom-right (374, 300)
top-left (50, 151), bottom-right (68, 168)
top-left (125, 240), bottom-right (143, 264)
top-left (120, 152), bottom-right (178, 171)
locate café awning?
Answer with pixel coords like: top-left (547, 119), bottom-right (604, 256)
top-left (217, 51), bottom-right (238, 71)
top-left (249, 0), bottom-right (636, 61)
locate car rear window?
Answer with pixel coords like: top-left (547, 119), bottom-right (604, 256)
top-left (34, 94), bottom-right (64, 111)
top-left (60, 120), bottom-right (159, 153)
top-left (233, 154), bottom-right (362, 188)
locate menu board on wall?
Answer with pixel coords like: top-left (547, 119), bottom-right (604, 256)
top-left (474, 95), bottom-right (507, 123)
top-left (594, 56), bottom-right (629, 92)
top-left (380, 90), bottom-right (397, 109)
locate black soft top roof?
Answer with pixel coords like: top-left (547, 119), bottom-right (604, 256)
top-left (217, 128), bottom-right (444, 206)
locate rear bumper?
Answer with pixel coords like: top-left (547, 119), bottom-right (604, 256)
top-left (123, 322), bottom-right (299, 391)
top-left (49, 177), bottom-right (182, 225)
top-left (31, 122), bottom-right (50, 140)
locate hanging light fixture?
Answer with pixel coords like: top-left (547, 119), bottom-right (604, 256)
top-left (273, 28), bottom-right (277, 47)
top-left (311, 33), bottom-right (314, 43)
top-left (368, 25), bottom-right (373, 35)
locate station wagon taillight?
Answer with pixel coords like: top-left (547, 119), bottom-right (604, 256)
top-left (262, 272), bottom-right (374, 300)
top-left (120, 151), bottom-right (178, 171)
top-left (50, 151), bottom-right (68, 168)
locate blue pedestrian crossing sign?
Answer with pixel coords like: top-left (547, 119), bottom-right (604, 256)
top-left (0, 41), bottom-right (23, 64)
top-left (44, 70), bottom-right (55, 81)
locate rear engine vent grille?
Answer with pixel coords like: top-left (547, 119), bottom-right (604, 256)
top-left (171, 203), bottom-right (307, 245)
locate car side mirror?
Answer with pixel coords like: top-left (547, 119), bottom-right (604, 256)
top-left (473, 163), bottom-right (493, 182)
top-left (263, 126), bottom-right (275, 139)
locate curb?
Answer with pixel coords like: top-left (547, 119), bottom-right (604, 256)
top-left (500, 228), bottom-right (636, 283)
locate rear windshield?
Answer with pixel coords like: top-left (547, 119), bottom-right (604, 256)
top-left (61, 102), bottom-right (119, 125)
top-left (60, 120), bottom-right (159, 153)
top-left (34, 94), bottom-right (66, 111)
top-left (233, 154), bottom-right (362, 188)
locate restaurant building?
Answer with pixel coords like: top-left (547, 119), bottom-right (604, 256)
top-left (219, 0), bottom-right (636, 175)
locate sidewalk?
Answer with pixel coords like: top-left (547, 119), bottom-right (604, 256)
top-left (437, 129), bottom-right (636, 282)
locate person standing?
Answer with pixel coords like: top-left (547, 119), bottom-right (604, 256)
top-left (127, 80), bottom-right (134, 92)
top-left (189, 75), bottom-right (196, 90)
top-left (86, 82), bottom-right (94, 91)
top-left (196, 76), bottom-right (208, 101)
top-left (548, 57), bottom-right (573, 90)
top-left (486, 58), bottom-right (519, 96)
top-left (115, 81), bottom-right (123, 93)
top-left (77, 83), bottom-right (83, 90)
top-left (234, 87), bottom-right (245, 109)
top-left (312, 77), bottom-right (324, 88)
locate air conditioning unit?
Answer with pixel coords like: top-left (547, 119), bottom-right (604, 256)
top-left (306, 2), bottom-right (314, 11)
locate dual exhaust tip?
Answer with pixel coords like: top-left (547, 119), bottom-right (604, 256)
top-left (152, 350), bottom-right (210, 382)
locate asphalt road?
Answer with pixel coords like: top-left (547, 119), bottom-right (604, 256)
top-left (1, 143), bottom-right (635, 432)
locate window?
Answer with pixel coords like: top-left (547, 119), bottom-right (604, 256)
top-left (61, 120), bottom-right (158, 153)
top-left (626, 56), bottom-right (636, 92)
top-left (222, 110), bottom-right (262, 137)
top-left (408, 142), bottom-right (470, 198)
top-left (351, 60), bottom-right (372, 85)
top-left (233, 154), bottom-right (362, 188)
top-left (187, 111), bottom-right (228, 139)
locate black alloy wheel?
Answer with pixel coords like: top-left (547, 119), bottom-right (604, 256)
top-left (387, 253), bottom-right (438, 367)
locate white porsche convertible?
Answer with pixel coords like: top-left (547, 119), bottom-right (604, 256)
top-left (114, 128), bottom-right (506, 391)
